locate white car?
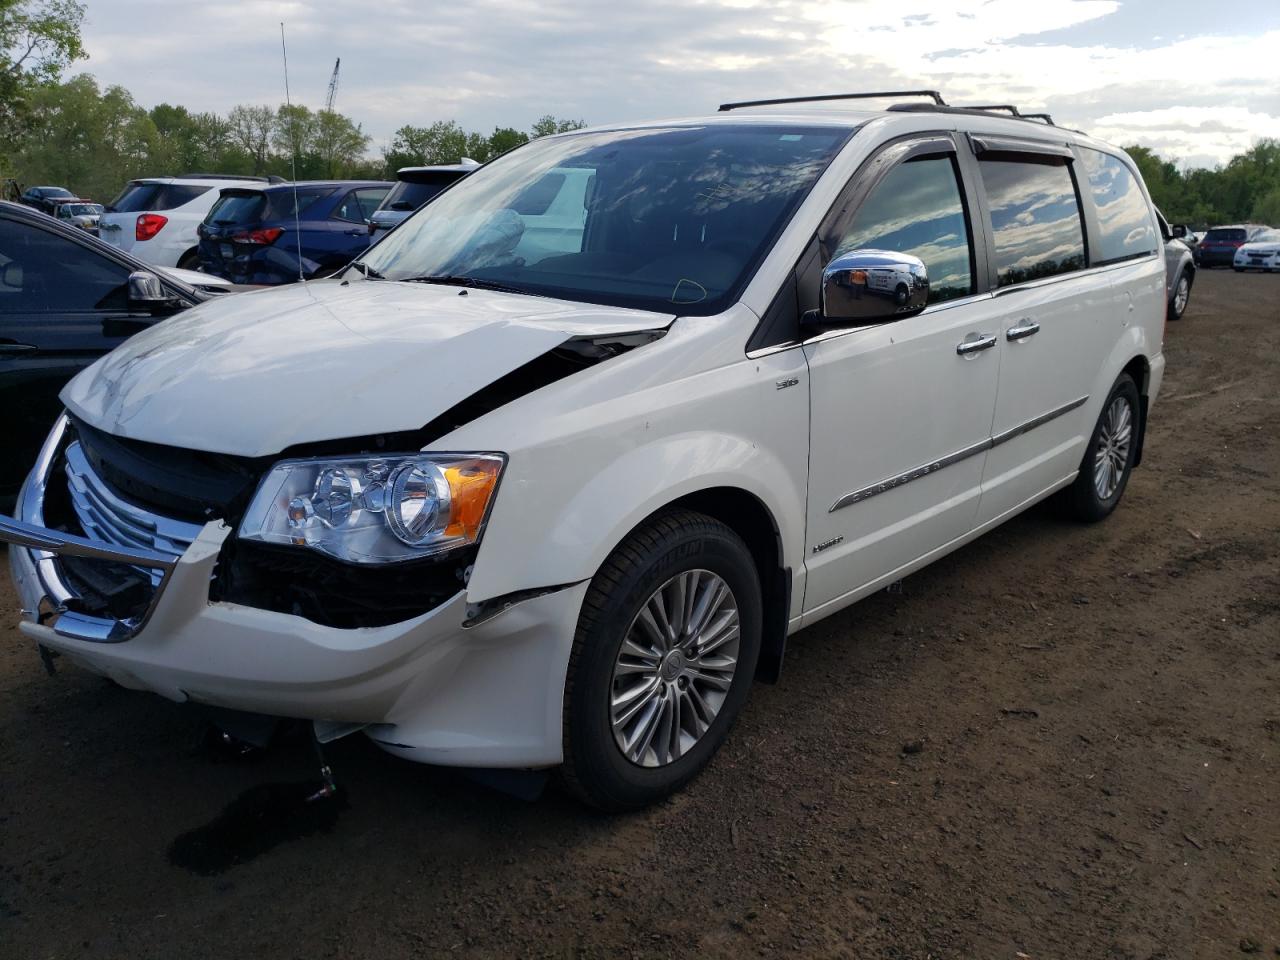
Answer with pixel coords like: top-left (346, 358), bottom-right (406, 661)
top-left (3, 92), bottom-right (1166, 810)
top-left (99, 175), bottom-right (278, 269)
top-left (1233, 228), bottom-right (1280, 272)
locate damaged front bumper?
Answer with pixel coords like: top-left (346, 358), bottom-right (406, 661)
top-left (3, 418), bottom-right (587, 768)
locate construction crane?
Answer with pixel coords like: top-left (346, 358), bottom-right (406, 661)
top-left (324, 58), bottom-right (340, 112)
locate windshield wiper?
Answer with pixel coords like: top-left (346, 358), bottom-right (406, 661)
top-left (350, 261), bottom-right (385, 280)
top-left (400, 274), bottom-right (531, 295)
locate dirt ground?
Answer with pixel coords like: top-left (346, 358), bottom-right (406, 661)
top-left (1, 269), bottom-right (1277, 959)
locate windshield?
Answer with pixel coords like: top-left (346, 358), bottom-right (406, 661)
top-left (358, 124), bottom-right (851, 315)
top-left (59, 203), bottom-right (101, 216)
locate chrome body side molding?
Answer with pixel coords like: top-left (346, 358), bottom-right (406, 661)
top-left (829, 395), bottom-right (1088, 512)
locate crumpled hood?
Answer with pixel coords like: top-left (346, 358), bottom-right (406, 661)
top-left (62, 279), bottom-right (671, 457)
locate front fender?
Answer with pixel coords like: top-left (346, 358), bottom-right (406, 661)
top-left (460, 347), bottom-right (811, 605)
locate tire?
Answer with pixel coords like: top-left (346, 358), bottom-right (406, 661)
top-left (1167, 271), bottom-right (1190, 321)
top-left (559, 509), bottom-right (762, 811)
top-left (1062, 373), bottom-right (1140, 523)
top-left (177, 251), bottom-right (201, 271)
top-left (1233, 266), bottom-right (1244, 273)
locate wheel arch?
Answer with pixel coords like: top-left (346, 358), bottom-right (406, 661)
top-left (1121, 353), bottom-right (1151, 468)
top-left (656, 486), bottom-right (791, 684)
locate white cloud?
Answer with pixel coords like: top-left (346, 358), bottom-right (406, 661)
top-left (77, 0), bottom-right (1280, 167)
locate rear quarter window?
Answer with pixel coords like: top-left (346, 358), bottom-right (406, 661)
top-left (978, 155), bottom-right (1086, 287)
top-left (1080, 149), bottom-right (1156, 264)
top-left (109, 182), bottom-right (212, 213)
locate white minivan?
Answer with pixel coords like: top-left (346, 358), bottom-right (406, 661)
top-left (4, 93), bottom-right (1166, 810)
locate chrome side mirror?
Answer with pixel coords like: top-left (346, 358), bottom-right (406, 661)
top-left (127, 270), bottom-right (170, 307)
top-left (126, 268), bottom-right (175, 309)
top-left (816, 249), bottom-right (929, 325)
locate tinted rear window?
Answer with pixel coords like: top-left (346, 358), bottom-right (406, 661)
top-left (979, 156), bottom-right (1086, 287)
top-left (205, 193), bottom-right (267, 225)
top-left (1080, 149), bottom-right (1156, 264)
top-left (1204, 228), bottom-right (1246, 242)
top-left (265, 187), bottom-right (333, 219)
top-left (109, 182), bottom-right (212, 213)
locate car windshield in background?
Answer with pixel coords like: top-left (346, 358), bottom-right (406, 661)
top-left (1204, 228), bottom-right (1247, 242)
top-left (108, 182), bottom-right (210, 213)
top-left (382, 180), bottom-right (449, 212)
top-left (359, 124), bottom-right (852, 315)
top-left (59, 204), bottom-right (101, 217)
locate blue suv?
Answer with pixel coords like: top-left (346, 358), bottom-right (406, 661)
top-left (197, 180), bottom-right (390, 284)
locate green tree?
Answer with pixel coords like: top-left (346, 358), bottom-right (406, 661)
top-left (530, 115), bottom-right (586, 138)
top-left (487, 126), bottom-right (529, 158)
top-left (226, 104), bottom-right (274, 175)
top-left (312, 109), bottom-right (371, 177)
top-left (11, 73), bottom-right (157, 200)
top-left (0, 0), bottom-right (86, 159)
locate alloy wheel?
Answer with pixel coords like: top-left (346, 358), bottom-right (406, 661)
top-left (610, 569), bottom-right (741, 768)
top-left (1093, 396), bottom-right (1133, 500)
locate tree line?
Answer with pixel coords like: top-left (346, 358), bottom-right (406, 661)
top-left (1, 1), bottom-right (583, 201)
top-left (1126, 142), bottom-right (1280, 228)
top-left (2, 0), bottom-right (1277, 223)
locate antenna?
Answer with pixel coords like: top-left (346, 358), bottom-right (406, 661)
top-left (325, 58), bottom-right (341, 113)
top-left (280, 22), bottom-right (305, 283)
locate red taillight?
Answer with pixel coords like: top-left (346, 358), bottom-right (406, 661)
top-left (135, 213), bottom-right (168, 242)
top-left (231, 227), bottom-right (284, 245)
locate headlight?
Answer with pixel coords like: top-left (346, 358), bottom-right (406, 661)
top-left (238, 453), bottom-right (505, 564)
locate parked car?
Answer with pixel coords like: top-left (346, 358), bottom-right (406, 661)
top-left (0, 201), bottom-right (233, 505)
top-left (1155, 208), bottom-right (1195, 320)
top-left (1194, 224), bottom-right (1270, 267)
top-left (19, 185), bottom-right (75, 214)
top-left (53, 200), bottom-right (105, 235)
top-left (98, 175), bottom-right (278, 270)
top-left (197, 180), bottom-right (392, 284)
top-left (2, 95), bottom-right (1168, 811)
top-left (1232, 228), bottom-right (1280, 272)
top-left (367, 162), bottom-right (478, 240)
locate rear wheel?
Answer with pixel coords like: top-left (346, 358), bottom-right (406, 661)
top-left (177, 250), bottom-right (201, 271)
top-left (1062, 373), bottom-right (1139, 523)
top-left (559, 510), bottom-right (761, 811)
top-left (1168, 272), bottom-right (1190, 320)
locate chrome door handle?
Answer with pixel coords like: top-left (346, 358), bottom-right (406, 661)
top-left (1006, 319), bottom-right (1041, 341)
top-left (956, 333), bottom-right (997, 356)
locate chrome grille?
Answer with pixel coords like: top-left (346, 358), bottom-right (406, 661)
top-left (64, 441), bottom-right (203, 586)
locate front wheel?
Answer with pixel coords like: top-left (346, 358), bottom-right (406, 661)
top-left (1061, 373), bottom-right (1140, 523)
top-left (559, 510), bottom-right (762, 811)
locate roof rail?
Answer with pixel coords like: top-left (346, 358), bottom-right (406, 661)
top-left (176, 173), bottom-right (273, 182)
top-left (718, 90), bottom-right (946, 112)
top-left (962, 105), bottom-right (1022, 116)
top-left (1021, 113), bottom-right (1055, 125)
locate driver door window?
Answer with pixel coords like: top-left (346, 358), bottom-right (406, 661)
top-left (829, 154), bottom-right (975, 304)
top-left (0, 219), bottom-right (130, 314)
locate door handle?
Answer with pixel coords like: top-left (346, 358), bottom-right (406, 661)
top-left (1006, 319), bottom-right (1041, 341)
top-left (956, 333), bottom-right (997, 356)
top-left (345, 228), bottom-right (366, 236)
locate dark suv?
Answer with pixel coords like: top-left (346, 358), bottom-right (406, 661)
top-left (198, 180), bottom-right (391, 284)
top-left (1195, 224), bottom-right (1269, 268)
top-left (19, 185), bottom-right (75, 214)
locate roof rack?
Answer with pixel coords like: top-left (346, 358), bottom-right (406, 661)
top-left (176, 173), bottom-right (275, 182)
top-left (718, 90), bottom-right (946, 112)
top-left (961, 105), bottom-right (1022, 116)
top-left (1021, 113), bottom-right (1055, 124)
top-left (885, 103), bottom-right (1057, 127)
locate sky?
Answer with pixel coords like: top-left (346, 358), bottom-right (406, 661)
top-left (79, 0), bottom-right (1280, 169)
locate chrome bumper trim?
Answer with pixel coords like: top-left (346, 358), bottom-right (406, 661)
top-left (3, 414), bottom-right (178, 644)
